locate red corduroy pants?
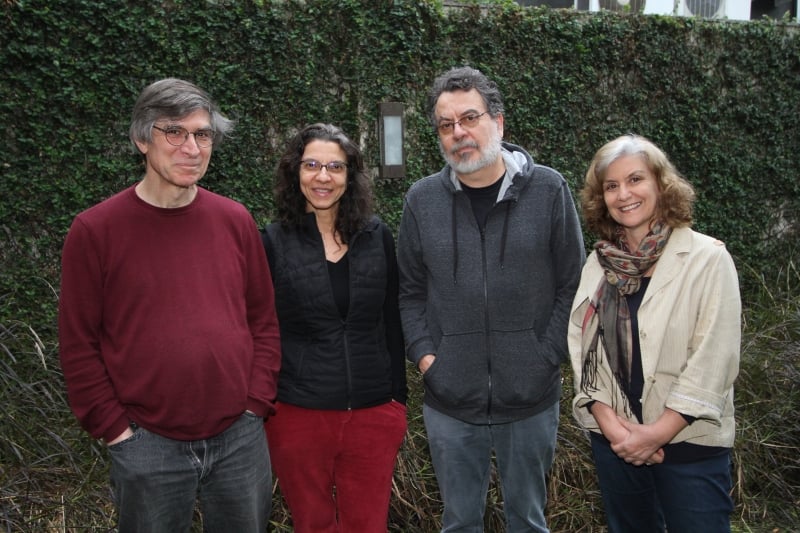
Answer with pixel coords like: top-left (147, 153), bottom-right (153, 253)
top-left (265, 400), bottom-right (407, 533)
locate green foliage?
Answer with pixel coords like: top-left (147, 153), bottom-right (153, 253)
top-left (0, 0), bottom-right (800, 312)
top-left (1, 0), bottom-right (799, 530)
top-left (2, 1), bottom-right (799, 311)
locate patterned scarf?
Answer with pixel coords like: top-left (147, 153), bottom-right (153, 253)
top-left (579, 222), bottom-right (672, 417)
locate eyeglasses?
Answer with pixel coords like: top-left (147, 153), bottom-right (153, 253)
top-left (152, 125), bottom-right (215, 148)
top-left (300, 159), bottom-right (348, 175)
top-left (436, 112), bottom-right (488, 134)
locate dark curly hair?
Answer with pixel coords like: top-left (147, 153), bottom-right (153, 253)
top-left (581, 134), bottom-right (695, 242)
top-left (273, 123), bottom-right (374, 243)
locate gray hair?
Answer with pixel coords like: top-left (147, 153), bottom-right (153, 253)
top-left (129, 78), bottom-right (233, 153)
top-left (427, 66), bottom-right (505, 126)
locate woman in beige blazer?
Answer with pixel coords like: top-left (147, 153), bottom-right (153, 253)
top-left (568, 134), bottom-right (741, 533)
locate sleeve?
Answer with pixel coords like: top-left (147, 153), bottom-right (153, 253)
top-left (381, 223), bottom-right (408, 404)
top-left (243, 216), bottom-right (282, 418)
top-left (260, 225), bottom-right (277, 281)
top-left (665, 243), bottom-right (741, 422)
top-left (542, 180), bottom-right (586, 365)
top-left (397, 196), bottom-right (437, 366)
top-left (58, 216), bottom-right (130, 442)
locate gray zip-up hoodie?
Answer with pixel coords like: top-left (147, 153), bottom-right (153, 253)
top-left (398, 142), bottom-right (585, 424)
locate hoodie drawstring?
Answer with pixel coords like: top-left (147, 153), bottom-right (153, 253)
top-left (499, 201), bottom-right (511, 268)
top-left (452, 199), bottom-right (459, 284)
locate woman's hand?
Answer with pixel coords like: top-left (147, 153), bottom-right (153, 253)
top-left (590, 402), bottom-right (631, 447)
top-left (612, 418), bottom-right (665, 465)
top-left (612, 409), bottom-right (688, 466)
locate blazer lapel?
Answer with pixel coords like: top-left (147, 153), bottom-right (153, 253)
top-left (641, 227), bottom-right (692, 306)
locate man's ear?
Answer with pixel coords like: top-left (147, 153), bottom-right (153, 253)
top-left (134, 139), bottom-right (149, 155)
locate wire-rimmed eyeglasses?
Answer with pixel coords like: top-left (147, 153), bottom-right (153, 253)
top-left (300, 159), bottom-right (348, 175)
top-left (436, 112), bottom-right (488, 135)
top-left (152, 125), bottom-right (215, 148)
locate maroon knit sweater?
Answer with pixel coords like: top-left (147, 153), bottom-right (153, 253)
top-left (59, 186), bottom-right (281, 442)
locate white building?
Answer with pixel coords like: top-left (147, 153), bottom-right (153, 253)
top-left (511, 0), bottom-right (798, 21)
top-left (592, 0), bottom-right (750, 19)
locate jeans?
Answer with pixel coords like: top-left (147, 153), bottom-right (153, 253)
top-left (591, 434), bottom-right (733, 533)
top-left (108, 412), bottom-right (271, 533)
top-left (423, 402), bottom-right (559, 533)
top-left (266, 401), bottom-right (408, 533)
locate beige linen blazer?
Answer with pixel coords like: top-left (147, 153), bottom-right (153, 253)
top-left (568, 227), bottom-right (741, 447)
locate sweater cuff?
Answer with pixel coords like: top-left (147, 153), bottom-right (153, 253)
top-left (407, 336), bottom-right (436, 366)
top-left (246, 398), bottom-right (274, 419)
top-left (103, 414), bottom-right (132, 444)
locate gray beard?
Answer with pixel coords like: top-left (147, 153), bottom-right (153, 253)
top-left (440, 128), bottom-right (503, 175)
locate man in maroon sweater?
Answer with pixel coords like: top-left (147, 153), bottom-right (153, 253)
top-left (58, 78), bottom-right (281, 532)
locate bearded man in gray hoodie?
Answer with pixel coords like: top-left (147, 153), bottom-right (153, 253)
top-left (397, 66), bottom-right (585, 532)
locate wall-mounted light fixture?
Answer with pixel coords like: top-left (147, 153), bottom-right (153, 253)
top-left (378, 102), bottom-right (405, 179)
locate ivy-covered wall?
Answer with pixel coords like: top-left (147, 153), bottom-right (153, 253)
top-left (2, 0), bottom-right (799, 329)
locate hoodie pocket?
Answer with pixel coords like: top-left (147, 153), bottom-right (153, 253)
top-left (423, 332), bottom-right (487, 409)
top-left (491, 328), bottom-right (560, 409)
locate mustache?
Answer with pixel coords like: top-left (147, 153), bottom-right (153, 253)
top-left (449, 140), bottom-right (479, 156)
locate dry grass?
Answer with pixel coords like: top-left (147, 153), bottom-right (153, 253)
top-left (2, 264), bottom-right (798, 531)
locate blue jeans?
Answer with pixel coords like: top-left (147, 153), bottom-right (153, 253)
top-left (591, 434), bottom-right (733, 533)
top-left (108, 412), bottom-right (271, 533)
top-left (423, 403), bottom-right (558, 533)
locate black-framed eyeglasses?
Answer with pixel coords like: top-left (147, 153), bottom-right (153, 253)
top-left (152, 125), bottom-right (215, 148)
top-left (436, 112), bottom-right (488, 134)
top-left (300, 159), bottom-right (348, 175)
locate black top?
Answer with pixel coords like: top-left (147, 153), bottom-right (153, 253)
top-left (327, 254), bottom-right (349, 319)
top-left (625, 276), bottom-right (649, 423)
top-left (460, 174), bottom-right (504, 228)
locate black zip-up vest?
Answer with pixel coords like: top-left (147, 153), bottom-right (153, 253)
top-left (263, 215), bottom-right (394, 410)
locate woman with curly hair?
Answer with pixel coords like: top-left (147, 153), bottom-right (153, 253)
top-left (569, 134), bottom-right (741, 532)
top-left (261, 123), bottom-right (407, 532)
